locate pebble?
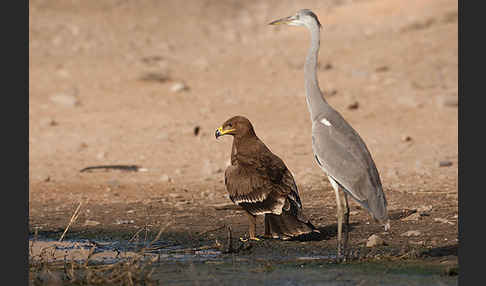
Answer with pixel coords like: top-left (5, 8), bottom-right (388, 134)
top-left (157, 132), bottom-right (169, 140)
top-left (193, 126), bottom-right (201, 136)
top-left (321, 63), bottom-right (333, 70)
top-left (78, 142), bottom-right (88, 151)
top-left (139, 72), bottom-right (169, 83)
top-left (401, 212), bottom-right (421, 221)
top-left (83, 220), bottom-right (101, 227)
top-left (401, 135), bottom-right (412, 142)
top-left (170, 82), bottom-right (189, 93)
top-left (97, 152), bottom-right (107, 160)
top-left (439, 160), bottom-right (453, 167)
top-left (114, 219), bottom-right (134, 225)
top-left (49, 92), bottom-right (80, 107)
top-left (401, 230), bottom-right (421, 237)
top-left (439, 95), bottom-right (458, 107)
top-left (347, 101), bottom-right (359, 110)
top-left (375, 66), bottom-right (389, 72)
top-left (434, 218), bottom-right (454, 225)
top-left (160, 174), bottom-right (172, 182)
top-left (417, 205), bottom-right (433, 215)
top-left (366, 234), bottom-right (385, 247)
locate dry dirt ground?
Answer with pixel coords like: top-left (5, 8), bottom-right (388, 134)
top-left (29, 0), bottom-right (458, 268)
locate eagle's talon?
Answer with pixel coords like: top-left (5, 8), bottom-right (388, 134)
top-left (240, 237), bottom-right (261, 242)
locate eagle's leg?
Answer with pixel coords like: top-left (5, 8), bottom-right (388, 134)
top-left (241, 211), bottom-right (260, 242)
top-left (328, 176), bottom-right (343, 258)
top-left (264, 214), bottom-right (272, 238)
top-left (342, 192), bottom-right (350, 260)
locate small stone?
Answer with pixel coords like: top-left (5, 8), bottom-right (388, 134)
top-left (170, 82), bottom-right (189, 93)
top-left (440, 95), bottom-right (458, 107)
top-left (439, 161), bottom-right (453, 167)
top-left (375, 66), bottom-right (389, 72)
top-left (43, 176), bottom-right (51, 182)
top-left (321, 63), bottom-right (333, 70)
top-left (56, 68), bottom-right (70, 78)
top-left (84, 220), bottom-right (100, 226)
top-left (444, 265), bottom-right (459, 276)
top-left (160, 174), bottom-right (172, 182)
top-left (139, 72), bottom-right (170, 83)
top-left (401, 212), bottom-right (421, 221)
top-left (78, 142), bottom-right (88, 151)
top-left (194, 58), bottom-right (209, 71)
top-left (417, 205), bottom-right (433, 214)
top-left (157, 132), bottom-right (169, 140)
top-left (97, 152), bottom-right (106, 160)
top-left (402, 135), bottom-right (412, 142)
top-left (401, 230), bottom-right (421, 237)
top-left (50, 92), bottom-right (80, 107)
top-left (366, 234), bottom-right (384, 247)
top-left (194, 126), bottom-right (201, 136)
top-left (434, 218), bottom-right (454, 225)
top-left (114, 219), bottom-right (134, 225)
top-left (347, 101), bottom-right (359, 110)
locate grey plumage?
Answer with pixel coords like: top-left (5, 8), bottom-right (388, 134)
top-left (270, 9), bottom-right (389, 257)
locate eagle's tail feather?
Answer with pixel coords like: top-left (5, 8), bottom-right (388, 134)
top-left (264, 203), bottom-right (319, 240)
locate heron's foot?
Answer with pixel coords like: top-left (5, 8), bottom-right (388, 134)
top-left (335, 243), bottom-right (349, 263)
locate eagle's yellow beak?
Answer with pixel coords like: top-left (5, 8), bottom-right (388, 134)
top-left (215, 126), bottom-right (236, 138)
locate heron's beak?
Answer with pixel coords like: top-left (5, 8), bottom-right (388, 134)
top-left (215, 126), bottom-right (235, 139)
top-left (268, 15), bottom-right (296, 26)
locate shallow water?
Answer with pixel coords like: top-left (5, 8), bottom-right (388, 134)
top-left (29, 237), bottom-right (457, 285)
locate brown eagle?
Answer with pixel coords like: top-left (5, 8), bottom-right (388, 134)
top-left (215, 115), bottom-right (318, 240)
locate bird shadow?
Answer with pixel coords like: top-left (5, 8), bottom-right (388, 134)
top-left (420, 244), bottom-right (458, 258)
top-left (289, 222), bottom-right (359, 242)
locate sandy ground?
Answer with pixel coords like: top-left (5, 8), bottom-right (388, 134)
top-left (29, 0), bottom-right (458, 267)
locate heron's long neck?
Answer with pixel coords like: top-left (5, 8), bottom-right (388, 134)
top-left (304, 23), bottom-right (327, 120)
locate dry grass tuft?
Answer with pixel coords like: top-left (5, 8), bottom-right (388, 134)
top-left (29, 222), bottom-right (172, 285)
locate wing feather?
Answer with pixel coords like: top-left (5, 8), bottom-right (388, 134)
top-left (224, 149), bottom-right (303, 216)
top-left (311, 111), bottom-right (384, 205)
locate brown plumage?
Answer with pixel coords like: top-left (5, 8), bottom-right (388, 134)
top-left (215, 116), bottom-right (318, 240)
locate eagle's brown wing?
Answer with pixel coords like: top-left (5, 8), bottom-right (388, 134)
top-left (224, 151), bottom-right (298, 216)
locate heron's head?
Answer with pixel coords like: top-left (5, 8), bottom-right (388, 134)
top-left (215, 116), bottom-right (255, 139)
top-left (269, 9), bottom-right (321, 29)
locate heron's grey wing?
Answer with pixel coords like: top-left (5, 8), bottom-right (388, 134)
top-left (311, 112), bottom-right (387, 219)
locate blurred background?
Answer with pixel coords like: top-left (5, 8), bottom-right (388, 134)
top-left (29, 0), bottom-right (457, 227)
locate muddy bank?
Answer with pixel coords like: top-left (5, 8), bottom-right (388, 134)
top-left (29, 235), bottom-right (457, 285)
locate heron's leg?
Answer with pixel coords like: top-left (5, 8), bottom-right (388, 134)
top-left (328, 176), bottom-right (343, 257)
top-left (342, 192), bottom-right (350, 259)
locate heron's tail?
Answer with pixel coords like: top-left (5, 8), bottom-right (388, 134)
top-left (264, 201), bottom-right (319, 240)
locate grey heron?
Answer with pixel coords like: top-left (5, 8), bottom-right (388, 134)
top-left (269, 9), bottom-right (390, 258)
